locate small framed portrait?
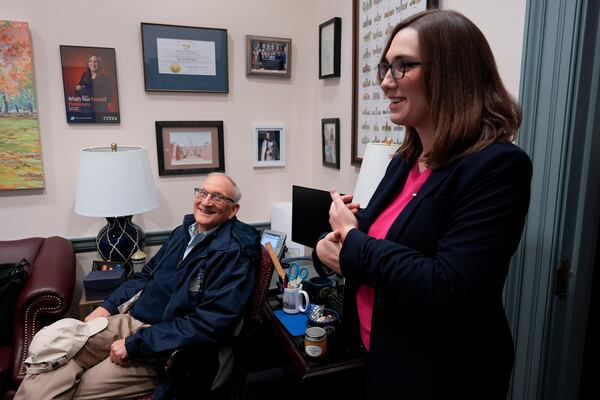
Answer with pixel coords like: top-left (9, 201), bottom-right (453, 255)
top-left (253, 126), bottom-right (285, 167)
top-left (319, 17), bottom-right (341, 79)
top-left (322, 118), bottom-right (340, 169)
top-left (141, 23), bottom-right (229, 93)
top-left (155, 121), bottom-right (224, 176)
top-left (246, 35), bottom-right (291, 78)
top-left (59, 45), bottom-right (120, 123)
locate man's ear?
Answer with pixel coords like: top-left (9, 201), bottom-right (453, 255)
top-left (228, 203), bottom-right (240, 219)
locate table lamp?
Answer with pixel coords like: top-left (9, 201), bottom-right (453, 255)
top-left (75, 144), bottom-right (159, 266)
top-left (353, 142), bottom-right (400, 208)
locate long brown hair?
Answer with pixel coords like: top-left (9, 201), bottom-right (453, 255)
top-left (380, 9), bottom-right (522, 169)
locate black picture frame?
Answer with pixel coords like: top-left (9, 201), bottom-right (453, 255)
top-left (351, 0), bottom-right (439, 165)
top-left (322, 118), bottom-right (340, 169)
top-left (59, 45), bottom-right (121, 124)
top-left (319, 17), bottom-right (342, 79)
top-left (155, 121), bottom-right (225, 176)
top-left (246, 35), bottom-right (292, 78)
top-left (141, 23), bottom-right (229, 93)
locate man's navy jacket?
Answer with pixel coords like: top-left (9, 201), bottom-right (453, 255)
top-left (102, 214), bottom-right (260, 360)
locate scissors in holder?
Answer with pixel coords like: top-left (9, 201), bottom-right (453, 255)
top-left (286, 262), bottom-right (309, 288)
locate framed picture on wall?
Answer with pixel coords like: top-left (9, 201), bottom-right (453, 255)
top-left (319, 17), bottom-right (342, 79)
top-left (141, 23), bottom-right (229, 93)
top-left (322, 118), bottom-right (340, 169)
top-left (351, 0), bottom-right (438, 165)
top-left (155, 121), bottom-right (224, 176)
top-left (253, 126), bottom-right (285, 167)
top-left (59, 45), bottom-right (120, 123)
top-left (246, 35), bottom-right (291, 78)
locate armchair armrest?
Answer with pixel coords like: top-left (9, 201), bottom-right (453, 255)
top-left (11, 236), bottom-right (75, 381)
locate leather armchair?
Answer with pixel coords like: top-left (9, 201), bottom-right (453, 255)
top-left (0, 237), bottom-right (75, 400)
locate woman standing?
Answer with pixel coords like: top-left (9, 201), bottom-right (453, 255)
top-left (315, 9), bottom-right (531, 399)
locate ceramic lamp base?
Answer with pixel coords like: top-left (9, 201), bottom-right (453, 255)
top-left (96, 216), bottom-right (146, 266)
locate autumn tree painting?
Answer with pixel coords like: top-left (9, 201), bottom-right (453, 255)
top-left (0, 20), bottom-right (44, 189)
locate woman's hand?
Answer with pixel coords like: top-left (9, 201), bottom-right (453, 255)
top-left (340, 193), bottom-right (361, 215)
top-left (315, 231), bottom-right (343, 275)
top-left (329, 188), bottom-right (359, 242)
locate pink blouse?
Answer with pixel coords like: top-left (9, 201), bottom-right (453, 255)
top-left (356, 162), bottom-right (431, 350)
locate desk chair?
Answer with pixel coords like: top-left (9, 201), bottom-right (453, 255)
top-left (161, 245), bottom-right (274, 399)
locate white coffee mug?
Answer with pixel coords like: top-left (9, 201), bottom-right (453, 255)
top-left (283, 284), bottom-right (310, 314)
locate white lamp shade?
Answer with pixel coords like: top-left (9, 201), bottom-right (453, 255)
top-left (353, 143), bottom-right (400, 208)
top-left (75, 146), bottom-right (159, 217)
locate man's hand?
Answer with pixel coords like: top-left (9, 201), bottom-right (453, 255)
top-left (84, 306), bottom-right (110, 322)
top-left (315, 231), bottom-right (343, 275)
top-left (109, 339), bottom-right (129, 365)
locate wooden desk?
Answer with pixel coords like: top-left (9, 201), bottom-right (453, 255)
top-left (78, 292), bottom-right (104, 320)
top-left (262, 295), bottom-right (365, 380)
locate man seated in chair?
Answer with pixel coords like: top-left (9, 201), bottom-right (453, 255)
top-left (15, 173), bottom-right (261, 400)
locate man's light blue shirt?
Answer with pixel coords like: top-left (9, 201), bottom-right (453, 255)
top-left (184, 223), bottom-right (218, 259)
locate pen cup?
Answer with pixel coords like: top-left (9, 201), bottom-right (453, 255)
top-left (283, 284), bottom-right (310, 314)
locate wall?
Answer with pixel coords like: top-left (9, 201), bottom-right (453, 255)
top-left (0, 0), bottom-right (318, 242)
top-left (0, 0), bottom-right (526, 239)
top-left (1, 1), bottom-right (526, 313)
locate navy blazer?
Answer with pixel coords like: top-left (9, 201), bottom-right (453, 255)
top-left (340, 142), bottom-right (532, 399)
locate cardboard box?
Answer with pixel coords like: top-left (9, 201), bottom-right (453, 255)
top-left (83, 269), bottom-right (126, 301)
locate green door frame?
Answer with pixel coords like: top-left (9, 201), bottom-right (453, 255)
top-left (505, 1), bottom-right (600, 399)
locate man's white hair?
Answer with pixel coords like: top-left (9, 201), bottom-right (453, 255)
top-left (206, 172), bottom-right (242, 203)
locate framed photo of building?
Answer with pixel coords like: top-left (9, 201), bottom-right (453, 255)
top-left (141, 23), bottom-right (229, 93)
top-left (351, 0), bottom-right (438, 165)
top-left (155, 121), bottom-right (224, 176)
top-left (253, 126), bottom-right (285, 167)
top-left (59, 45), bottom-right (120, 123)
top-left (322, 118), bottom-right (340, 169)
top-left (246, 35), bottom-right (291, 78)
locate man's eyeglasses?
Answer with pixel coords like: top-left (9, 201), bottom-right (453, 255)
top-left (194, 188), bottom-right (236, 205)
top-left (377, 60), bottom-right (426, 81)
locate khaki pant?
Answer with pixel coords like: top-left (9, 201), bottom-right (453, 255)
top-left (15, 314), bottom-right (157, 400)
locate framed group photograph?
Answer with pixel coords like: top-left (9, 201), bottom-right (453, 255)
top-left (59, 45), bottom-right (120, 123)
top-left (155, 121), bottom-right (224, 176)
top-left (141, 23), bottom-right (229, 93)
top-left (351, 0), bottom-right (438, 164)
top-left (322, 118), bottom-right (340, 169)
top-left (253, 126), bottom-right (285, 167)
top-left (319, 17), bottom-right (341, 79)
top-left (246, 35), bottom-right (291, 78)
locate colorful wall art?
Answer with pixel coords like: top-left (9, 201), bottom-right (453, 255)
top-left (0, 20), bottom-right (44, 189)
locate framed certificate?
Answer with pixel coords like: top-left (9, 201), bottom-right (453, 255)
top-left (141, 23), bottom-right (229, 93)
top-left (319, 17), bottom-right (341, 79)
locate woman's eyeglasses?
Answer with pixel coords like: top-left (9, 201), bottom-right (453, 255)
top-left (377, 60), bottom-right (425, 81)
top-left (194, 188), bottom-right (236, 205)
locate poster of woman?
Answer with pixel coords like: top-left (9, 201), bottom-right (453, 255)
top-left (59, 45), bottom-right (120, 123)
